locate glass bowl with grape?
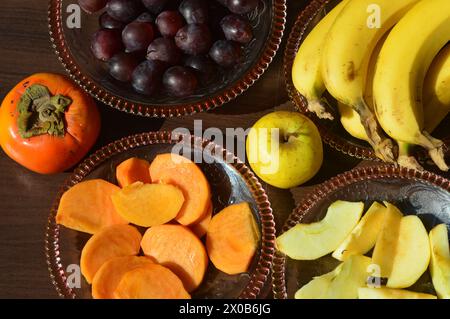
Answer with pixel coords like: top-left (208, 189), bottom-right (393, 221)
top-left (48, 0), bottom-right (286, 117)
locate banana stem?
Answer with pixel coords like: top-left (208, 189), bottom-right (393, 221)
top-left (417, 131), bottom-right (448, 171)
top-left (356, 101), bottom-right (396, 163)
top-left (306, 98), bottom-right (334, 120)
top-left (397, 142), bottom-right (424, 171)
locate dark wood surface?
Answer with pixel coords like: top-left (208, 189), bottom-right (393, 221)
top-left (0, 0), bottom-right (365, 298)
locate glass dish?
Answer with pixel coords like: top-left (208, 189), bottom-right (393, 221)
top-left (284, 0), bottom-right (450, 161)
top-left (272, 164), bottom-right (450, 299)
top-left (45, 131), bottom-right (276, 299)
top-left (48, 0), bottom-right (287, 117)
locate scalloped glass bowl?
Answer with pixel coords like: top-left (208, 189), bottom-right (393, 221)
top-left (45, 131), bottom-right (276, 299)
top-left (284, 0), bottom-right (450, 160)
top-left (272, 165), bottom-right (450, 299)
top-left (48, 0), bottom-right (286, 117)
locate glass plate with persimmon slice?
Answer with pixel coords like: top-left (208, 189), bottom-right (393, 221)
top-left (45, 131), bottom-right (275, 299)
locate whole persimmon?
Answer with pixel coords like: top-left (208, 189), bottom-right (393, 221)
top-left (0, 73), bottom-right (100, 174)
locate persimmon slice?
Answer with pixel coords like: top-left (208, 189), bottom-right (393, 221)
top-left (56, 179), bottom-right (128, 234)
top-left (111, 182), bottom-right (184, 227)
top-left (206, 202), bottom-right (260, 275)
top-left (116, 157), bottom-right (151, 187)
top-left (190, 200), bottom-right (213, 238)
top-left (81, 224), bottom-right (142, 284)
top-left (114, 264), bottom-right (191, 299)
top-left (92, 256), bottom-right (154, 299)
top-left (141, 224), bottom-right (208, 292)
top-left (149, 153), bottom-right (211, 225)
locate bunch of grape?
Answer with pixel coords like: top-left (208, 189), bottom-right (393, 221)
top-left (79, 0), bottom-right (259, 97)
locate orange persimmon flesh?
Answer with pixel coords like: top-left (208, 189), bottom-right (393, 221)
top-left (56, 179), bottom-right (128, 234)
top-left (111, 182), bottom-right (184, 227)
top-left (116, 157), bottom-right (151, 187)
top-left (149, 153), bottom-right (211, 225)
top-left (114, 264), bottom-right (191, 299)
top-left (190, 200), bottom-right (213, 238)
top-left (206, 202), bottom-right (260, 275)
top-left (92, 256), bottom-right (154, 299)
top-left (81, 224), bottom-right (142, 284)
top-left (141, 224), bottom-right (208, 292)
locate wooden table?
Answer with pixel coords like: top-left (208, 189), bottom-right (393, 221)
top-left (0, 0), bottom-right (365, 298)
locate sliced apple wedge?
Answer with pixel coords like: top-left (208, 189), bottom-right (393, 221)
top-left (295, 255), bottom-right (371, 299)
top-left (295, 264), bottom-right (343, 299)
top-left (333, 202), bottom-right (387, 261)
top-left (276, 201), bottom-right (364, 260)
top-left (372, 202), bottom-right (403, 278)
top-left (326, 255), bottom-right (372, 299)
top-left (429, 224), bottom-right (450, 299)
top-left (358, 287), bottom-right (437, 299)
top-left (387, 215), bottom-right (431, 288)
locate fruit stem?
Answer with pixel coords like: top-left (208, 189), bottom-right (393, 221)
top-left (397, 142), bottom-right (423, 171)
top-left (307, 98), bottom-right (334, 120)
top-left (281, 132), bottom-right (302, 144)
top-left (356, 101), bottom-right (396, 163)
top-left (17, 84), bottom-right (71, 139)
top-left (419, 131), bottom-right (448, 172)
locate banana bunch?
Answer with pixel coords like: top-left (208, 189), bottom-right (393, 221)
top-left (340, 45), bottom-right (450, 170)
top-left (292, 0), bottom-right (450, 171)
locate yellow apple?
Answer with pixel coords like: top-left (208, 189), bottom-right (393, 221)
top-left (295, 255), bottom-right (371, 299)
top-left (387, 215), bottom-right (431, 288)
top-left (246, 111), bottom-right (323, 189)
top-left (276, 200), bottom-right (364, 260)
top-left (333, 202), bottom-right (387, 261)
top-left (294, 264), bottom-right (343, 299)
top-left (372, 202), bottom-right (403, 278)
top-left (358, 287), bottom-right (437, 299)
top-left (429, 224), bottom-right (450, 299)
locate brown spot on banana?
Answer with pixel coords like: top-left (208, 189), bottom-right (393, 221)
top-left (345, 61), bottom-right (356, 81)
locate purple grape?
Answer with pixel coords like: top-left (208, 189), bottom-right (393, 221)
top-left (142, 0), bottom-right (169, 14)
top-left (163, 66), bottom-right (198, 97)
top-left (184, 55), bottom-right (216, 84)
top-left (106, 0), bottom-right (143, 23)
top-left (99, 12), bottom-right (125, 29)
top-left (122, 21), bottom-right (155, 53)
top-left (220, 14), bottom-right (253, 44)
top-left (135, 12), bottom-right (155, 23)
top-left (179, 0), bottom-right (209, 24)
top-left (156, 11), bottom-right (185, 38)
top-left (78, 0), bottom-right (108, 14)
top-left (175, 24), bottom-right (212, 55)
top-left (108, 52), bottom-right (140, 82)
top-left (90, 29), bottom-right (123, 61)
top-left (227, 0), bottom-right (259, 14)
top-left (132, 60), bottom-right (165, 95)
top-left (147, 38), bottom-right (182, 65)
top-left (209, 40), bottom-right (242, 67)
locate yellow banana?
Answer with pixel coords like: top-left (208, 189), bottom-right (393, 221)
top-left (322, 0), bottom-right (420, 163)
top-left (337, 31), bottom-right (389, 144)
top-left (338, 102), bottom-right (369, 142)
top-left (398, 45), bottom-right (450, 169)
top-left (291, 0), bottom-right (350, 120)
top-left (373, 0), bottom-right (450, 171)
top-left (340, 44), bottom-right (450, 170)
top-left (423, 45), bottom-right (450, 132)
